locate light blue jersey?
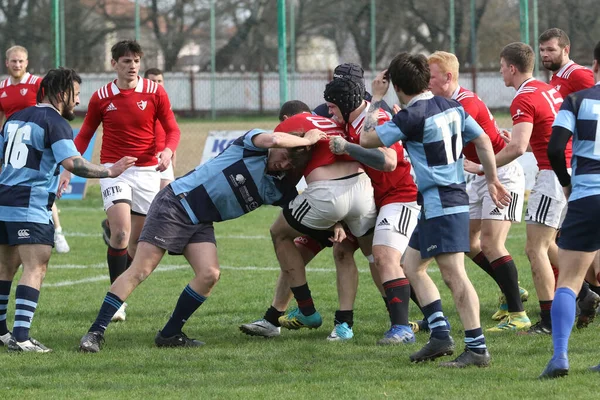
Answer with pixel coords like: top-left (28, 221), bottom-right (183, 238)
top-left (553, 83), bottom-right (600, 201)
top-left (170, 129), bottom-right (298, 223)
top-left (375, 92), bottom-right (483, 219)
top-left (0, 104), bottom-right (80, 223)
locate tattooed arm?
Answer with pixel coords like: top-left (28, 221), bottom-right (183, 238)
top-left (360, 70), bottom-right (390, 148)
top-left (329, 136), bottom-right (396, 171)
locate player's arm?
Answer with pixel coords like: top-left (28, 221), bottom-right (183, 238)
top-left (494, 122), bottom-right (532, 167)
top-left (252, 129), bottom-right (326, 149)
top-left (330, 136), bottom-right (396, 171)
top-left (61, 155), bottom-right (137, 178)
top-left (0, 111), bottom-right (5, 126)
top-left (74, 94), bottom-right (102, 154)
top-left (361, 71), bottom-right (391, 148)
top-left (547, 126), bottom-right (572, 187)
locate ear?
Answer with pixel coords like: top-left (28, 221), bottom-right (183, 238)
top-left (593, 59), bottom-right (599, 74)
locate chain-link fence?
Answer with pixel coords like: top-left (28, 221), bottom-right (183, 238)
top-left (2, 0), bottom-right (598, 117)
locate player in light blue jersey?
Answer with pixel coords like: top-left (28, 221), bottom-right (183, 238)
top-left (360, 52), bottom-right (510, 368)
top-left (0, 68), bottom-right (135, 352)
top-left (540, 40), bottom-right (600, 379)
top-left (78, 120), bottom-right (324, 352)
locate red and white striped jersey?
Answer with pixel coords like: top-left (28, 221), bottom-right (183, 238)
top-left (453, 86), bottom-right (505, 163)
top-left (550, 60), bottom-right (595, 97)
top-left (0, 73), bottom-right (41, 119)
top-left (74, 77), bottom-right (180, 166)
top-left (510, 78), bottom-right (571, 170)
top-left (346, 103), bottom-right (417, 207)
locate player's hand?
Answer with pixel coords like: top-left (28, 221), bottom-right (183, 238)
top-left (304, 129), bottom-right (327, 145)
top-left (392, 104), bottom-right (402, 115)
top-left (156, 148), bottom-right (173, 172)
top-left (329, 223), bottom-right (347, 244)
top-left (500, 129), bottom-right (512, 144)
top-left (371, 70), bottom-right (390, 99)
top-left (329, 136), bottom-right (349, 155)
top-left (57, 170), bottom-right (72, 199)
top-left (488, 179), bottom-right (511, 209)
top-left (463, 159), bottom-right (483, 175)
top-left (108, 156), bottom-right (137, 178)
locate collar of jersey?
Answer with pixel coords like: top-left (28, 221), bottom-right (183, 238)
top-left (111, 77), bottom-right (144, 95)
top-left (36, 103), bottom-right (61, 114)
top-left (406, 91), bottom-right (433, 107)
top-left (6, 72), bottom-right (30, 86)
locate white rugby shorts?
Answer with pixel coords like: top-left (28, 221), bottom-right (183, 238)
top-left (160, 163), bottom-right (175, 182)
top-left (469, 161), bottom-right (525, 222)
top-left (99, 164), bottom-right (161, 215)
top-left (373, 201), bottom-right (420, 253)
top-left (525, 169), bottom-right (567, 229)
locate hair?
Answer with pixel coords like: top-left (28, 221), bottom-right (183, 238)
top-left (539, 28), bottom-right (570, 49)
top-left (323, 77), bottom-right (364, 122)
top-left (37, 67), bottom-right (82, 108)
top-left (428, 51), bottom-right (460, 83)
top-left (278, 100), bottom-right (310, 121)
top-left (144, 67), bottom-right (163, 78)
top-left (5, 45), bottom-right (28, 59)
top-left (287, 146), bottom-right (313, 170)
top-left (387, 52), bottom-right (430, 95)
top-left (111, 40), bottom-right (143, 61)
top-left (500, 42), bottom-right (535, 73)
top-left (595, 40), bottom-right (600, 63)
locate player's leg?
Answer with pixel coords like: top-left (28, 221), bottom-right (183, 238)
top-left (372, 202), bottom-right (420, 345)
top-left (51, 203), bottom-right (69, 254)
top-left (128, 214), bottom-right (146, 260)
top-left (0, 222), bottom-right (22, 346)
top-left (159, 162), bottom-right (175, 190)
top-left (240, 235), bottom-right (323, 338)
top-left (8, 241), bottom-right (53, 353)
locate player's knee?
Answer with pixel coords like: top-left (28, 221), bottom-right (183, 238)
top-left (112, 229), bottom-right (129, 245)
top-left (333, 242), bottom-right (354, 263)
top-left (198, 265), bottom-right (221, 288)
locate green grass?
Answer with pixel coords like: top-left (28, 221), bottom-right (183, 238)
top-left (1, 185), bottom-right (598, 399)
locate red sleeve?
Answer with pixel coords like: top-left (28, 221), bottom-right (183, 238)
top-left (570, 68), bottom-right (596, 93)
top-left (155, 85), bottom-right (180, 151)
top-left (510, 95), bottom-right (535, 125)
top-left (74, 93), bottom-right (102, 154)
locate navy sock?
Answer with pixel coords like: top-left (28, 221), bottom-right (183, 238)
top-left (107, 246), bottom-right (128, 284)
top-left (577, 281), bottom-right (590, 301)
top-left (263, 306), bottom-right (284, 327)
top-left (0, 280), bottom-right (11, 335)
top-left (334, 310), bottom-right (354, 327)
top-left (551, 287), bottom-right (576, 357)
top-left (290, 283), bottom-right (316, 316)
top-left (472, 252), bottom-right (495, 279)
top-left (464, 327), bottom-right (487, 354)
top-left (13, 285), bottom-right (40, 342)
top-left (422, 300), bottom-right (450, 340)
top-left (89, 292), bottom-right (124, 334)
top-left (382, 296), bottom-right (391, 317)
top-left (383, 278), bottom-right (410, 326)
top-left (161, 285), bottom-right (206, 337)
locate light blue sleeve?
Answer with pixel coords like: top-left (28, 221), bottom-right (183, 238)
top-left (52, 139), bottom-right (80, 164)
top-left (375, 121), bottom-right (407, 147)
top-left (462, 115), bottom-right (484, 145)
top-left (553, 109), bottom-right (576, 132)
top-left (243, 129), bottom-right (269, 151)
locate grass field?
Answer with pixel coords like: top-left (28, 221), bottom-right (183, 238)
top-left (2, 183), bottom-right (600, 400)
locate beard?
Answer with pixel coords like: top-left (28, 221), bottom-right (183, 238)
top-left (543, 60), bottom-right (562, 72)
top-left (62, 107), bottom-right (75, 121)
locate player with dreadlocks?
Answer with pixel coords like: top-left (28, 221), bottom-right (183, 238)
top-left (0, 67), bottom-right (136, 352)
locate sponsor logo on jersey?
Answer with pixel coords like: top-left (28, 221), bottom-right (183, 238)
top-left (512, 109), bottom-right (524, 120)
top-left (137, 100), bottom-right (147, 110)
top-left (0, 91), bottom-right (7, 98)
top-left (17, 229), bottom-right (30, 239)
top-left (102, 186), bottom-right (123, 198)
top-left (235, 174), bottom-right (246, 186)
top-left (106, 102), bottom-right (117, 112)
top-left (20, 88), bottom-right (28, 96)
top-left (555, 84), bottom-right (561, 92)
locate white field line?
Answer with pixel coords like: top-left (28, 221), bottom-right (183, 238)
top-left (45, 263), bottom-right (439, 288)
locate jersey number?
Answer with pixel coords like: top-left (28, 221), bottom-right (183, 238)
top-left (305, 116), bottom-right (339, 129)
top-left (3, 123), bottom-right (31, 169)
top-left (434, 111), bottom-right (463, 164)
top-left (541, 88), bottom-right (563, 117)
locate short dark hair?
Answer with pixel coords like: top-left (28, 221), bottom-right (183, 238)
top-left (594, 40), bottom-right (600, 63)
top-left (539, 28), bottom-right (570, 49)
top-left (144, 68), bottom-right (163, 78)
top-left (111, 40), bottom-right (143, 61)
top-left (288, 146), bottom-right (313, 171)
top-left (500, 42), bottom-right (535, 73)
top-left (278, 100), bottom-right (310, 121)
top-left (387, 52), bottom-right (430, 96)
top-left (37, 67), bottom-right (82, 107)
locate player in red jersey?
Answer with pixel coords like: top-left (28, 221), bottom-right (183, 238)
top-left (0, 45), bottom-right (70, 254)
top-left (64, 40), bottom-right (180, 322)
top-left (428, 51), bottom-right (531, 332)
top-left (328, 76), bottom-right (422, 344)
top-left (539, 28), bottom-right (595, 98)
top-left (539, 28), bottom-right (600, 325)
top-left (493, 42), bottom-right (571, 335)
